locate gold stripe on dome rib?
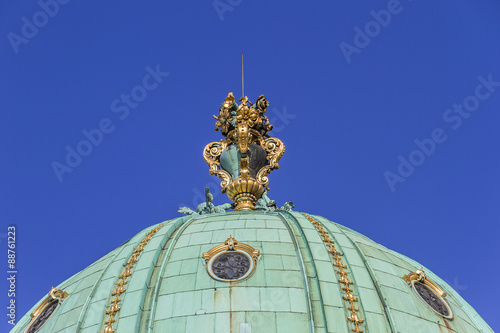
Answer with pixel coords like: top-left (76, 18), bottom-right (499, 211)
top-left (100, 223), bottom-right (165, 333)
top-left (302, 213), bottom-right (364, 333)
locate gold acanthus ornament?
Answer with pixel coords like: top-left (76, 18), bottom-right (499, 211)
top-left (204, 92), bottom-right (285, 210)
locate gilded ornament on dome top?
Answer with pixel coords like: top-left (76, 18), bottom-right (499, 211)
top-left (204, 92), bottom-right (285, 211)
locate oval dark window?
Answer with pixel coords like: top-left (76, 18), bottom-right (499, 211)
top-left (413, 281), bottom-right (450, 317)
top-left (27, 300), bottom-right (59, 333)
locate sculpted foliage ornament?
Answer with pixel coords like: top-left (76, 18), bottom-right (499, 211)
top-left (204, 92), bottom-right (285, 210)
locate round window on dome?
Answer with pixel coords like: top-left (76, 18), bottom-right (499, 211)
top-left (203, 236), bottom-right (260, 282)
top-left (210, 250), bottom-right (253, 281)
top-left (411, 280), bottom-right (453, 319)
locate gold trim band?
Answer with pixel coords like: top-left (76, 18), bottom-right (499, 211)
top-left (302, 213), bottom-right (364, 333)
top-left (100, 223), bottom-right (166, 333)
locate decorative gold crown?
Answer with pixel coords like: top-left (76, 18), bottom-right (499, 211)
top-left (203, 92), bottom-right (285, 211)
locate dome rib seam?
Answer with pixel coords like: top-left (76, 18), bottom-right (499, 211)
top-left (146, 215), bottom-right (197, 333)
top-left (302, 213), bottom-right (366, 333)
top-left (277, 211), bottom-right (330, 333)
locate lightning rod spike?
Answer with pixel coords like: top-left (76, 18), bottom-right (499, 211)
top-left (241, 53), bottom-right (244, 98)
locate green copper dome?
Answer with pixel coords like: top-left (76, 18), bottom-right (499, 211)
top-left (11, 93), bottom-right (493, 332)
top-left (11, 211), bottom-right (493, 333)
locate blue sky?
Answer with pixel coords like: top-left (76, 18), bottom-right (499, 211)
top-left (1, 0), bottom-right (499, 331)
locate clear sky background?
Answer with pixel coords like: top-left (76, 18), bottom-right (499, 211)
top-left (1, 0), bottom-right (499, 332)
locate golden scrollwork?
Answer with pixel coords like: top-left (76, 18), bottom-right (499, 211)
top-left (256, 137), bottom-right (285, 189)
top-left (30, 287), bottom-right (68, 319)
top-left (303, 213), bottom-right (364, 333)
top-left (203, 236), bottom-right (260, 262)
top-left (403, 268), bottom-right (446, 297)
top-left (100, 223), bottom-right (166, 333)
top-left (203, 141), bottom-right (232, 192)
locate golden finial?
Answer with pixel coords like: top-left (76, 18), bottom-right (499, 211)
top-left (204, 88), bottom-right (285, 210)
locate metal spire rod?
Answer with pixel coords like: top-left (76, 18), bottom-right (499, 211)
top-left (241, 53), bottom-right (244, 97)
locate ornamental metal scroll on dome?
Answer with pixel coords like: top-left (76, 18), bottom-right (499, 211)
top-left (203, 93), bottom-right (285, 211)
top-left (403, 268), bottom-right (454, 319)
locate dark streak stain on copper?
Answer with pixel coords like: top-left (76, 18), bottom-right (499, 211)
top-left (229, 287), bottom-right (233, 333)
top-left (444, 318), bottom-right (454, 333)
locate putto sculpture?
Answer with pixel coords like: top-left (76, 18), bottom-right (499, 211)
top-left (203, 93), bottom-right (285, 210)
